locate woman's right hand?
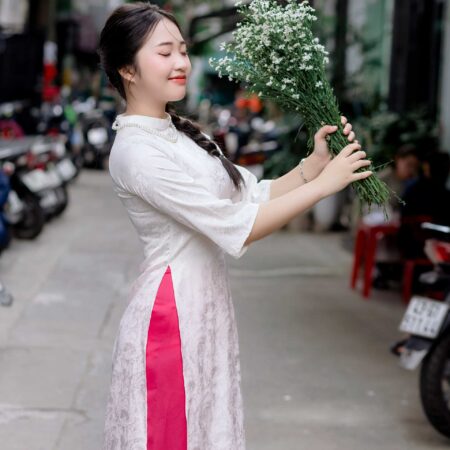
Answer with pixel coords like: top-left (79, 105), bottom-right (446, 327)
top-left (313, 142), bottom-right (373, 198)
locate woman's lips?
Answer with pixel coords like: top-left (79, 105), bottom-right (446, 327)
top-left (169, 77), bottom-right (186, 85)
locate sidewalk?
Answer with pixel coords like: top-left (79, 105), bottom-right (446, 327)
top-left (0, 170), bottom-right (448, 449)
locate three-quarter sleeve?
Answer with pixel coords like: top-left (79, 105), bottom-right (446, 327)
top-left (201, 131), bottom-right (273, 204)
top-left (116, 142), bottom-right (261, 259)
top-left (234, 164), bottom-right (273, 203)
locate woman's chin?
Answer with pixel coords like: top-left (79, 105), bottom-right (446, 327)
top-left (168, 91), bottom-right (187, 102)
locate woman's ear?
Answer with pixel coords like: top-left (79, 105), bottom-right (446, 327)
top-left (118, 65), bottom-right (136, 83)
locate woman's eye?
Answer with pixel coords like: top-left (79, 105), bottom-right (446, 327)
top-left (159, 51), bottom-right (188, 57)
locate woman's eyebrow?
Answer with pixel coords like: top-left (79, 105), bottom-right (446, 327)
top-left (155, 40), bottom-right (186, 47)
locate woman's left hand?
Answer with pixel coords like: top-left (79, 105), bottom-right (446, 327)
top-left (311, 115), bottom-right (358, 163)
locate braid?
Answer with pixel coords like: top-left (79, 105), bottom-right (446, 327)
top-left (166, 105), bottom-right (246, 192)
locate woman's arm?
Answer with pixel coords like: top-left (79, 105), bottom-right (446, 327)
top-left (245, 141), bottom-right (372, 245)
top-left (268, 153), bottom-right (330, 199)
top-left (268, 115), bottom-right (356, 200)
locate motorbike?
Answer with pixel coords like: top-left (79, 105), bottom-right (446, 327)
top-left (391, 221), bottom-right (450, 438)
top-left (24, 135), bottom-right (77, 219)
top-left (72, 97), bottom-right (113, 170)
top-left (33, 95), bottom-right (84, 177)
top-left (0, 135), bottom-right (76, 237)
top-left (0, 137), bottom-right (45, 239)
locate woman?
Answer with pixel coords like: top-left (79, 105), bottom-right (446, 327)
top-left (98, 3), bottom-right (371, 449)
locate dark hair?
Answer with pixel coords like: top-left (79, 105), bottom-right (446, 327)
top-left (97, 2), bottom-right (245, 191)
top-left (395, 143), bottom-right (418, 159)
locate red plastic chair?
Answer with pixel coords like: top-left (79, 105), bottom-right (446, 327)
top-left (351, 215), bottom-right (435, 302)
top-left (350, 221), bottom-right (400, 298)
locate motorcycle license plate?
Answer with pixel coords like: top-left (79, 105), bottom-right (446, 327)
top-left (399, 296), bottom-right (449, 339)
top-left (56, 158), bottom-right (76, 181)
top-left (87, 127), bottom-right (108, 145)
top-left (21, 170), bottom-right (52, 192)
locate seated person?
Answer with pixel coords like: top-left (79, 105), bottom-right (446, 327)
top-left (357, 145), bottom-right (419, 288)
top-left (363, 143), bottom-right (419, 225)
top-left (398, 150), bottom-right (450, 259)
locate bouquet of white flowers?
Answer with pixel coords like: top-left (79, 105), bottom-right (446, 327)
top-left (209, 0), bottom-right (394, 211)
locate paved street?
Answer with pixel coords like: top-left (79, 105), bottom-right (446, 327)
top-left (0, 170), bottom-right (448, 450)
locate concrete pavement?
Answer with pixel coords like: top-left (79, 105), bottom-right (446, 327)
top-left (0, 170), bottom-right (448, 449)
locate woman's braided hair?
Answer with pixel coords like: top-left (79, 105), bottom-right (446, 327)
top-left (97, 2), bottom-right (245, 191)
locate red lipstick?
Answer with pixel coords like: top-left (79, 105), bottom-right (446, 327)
top-left (169, 76), bottom-right (186, 85)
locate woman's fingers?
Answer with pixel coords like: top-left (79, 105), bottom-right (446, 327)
top-left (315, 124), bottom-right (338, 141)
top-left (347, 130), bottom-right (355, 141)
top-left (341, 115), bottom-right (347, 126)
top-left (341, 142), bottom-right (362, 157)
top-left (348, 149), bottom-right (366, 162)
top-left (352, 170), bottom-right (373, 181)
top-left (352, 159), bottom-right (372, 170)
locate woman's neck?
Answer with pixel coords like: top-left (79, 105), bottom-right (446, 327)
top-left (124, 101), bottom-right (167, 119)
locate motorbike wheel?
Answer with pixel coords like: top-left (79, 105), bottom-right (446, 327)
top-left (52, 186), bottom-right (69, 217)
top-left (12, 193), bottom-right (45, 240)
top-left (420, 332), bottom-right (450, 438)
top-left (71, 153), bottom-right (84, 178)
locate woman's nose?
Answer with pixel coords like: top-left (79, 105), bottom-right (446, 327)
top-left (174, 54), bottom-right (189, 70)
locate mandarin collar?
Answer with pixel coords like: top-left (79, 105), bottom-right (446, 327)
top-left (113, 111), bottom-right (172, 131)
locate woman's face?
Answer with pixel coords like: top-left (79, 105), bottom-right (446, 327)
top-left (131, 18), bottom-right (191, 105)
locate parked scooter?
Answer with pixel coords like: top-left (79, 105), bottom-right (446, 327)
top-left (0, 135), bottom-right (76, 237)
top-left (73, 97), bottom-right (113, 170)
top-left (34, 93), bottom-right (84, 176)
top-left (391, 222), bottom-right (450, 438)
top-left (0, 137), bottom-right (45, 239)
top-left (24, 135), bottom-right (77, 219)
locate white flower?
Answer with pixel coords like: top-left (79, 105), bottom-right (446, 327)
top-left (315, 81), bottom-right (323, 88)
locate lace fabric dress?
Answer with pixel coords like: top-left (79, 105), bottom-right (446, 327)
top-left (102, 112), bottom-right (273, 450)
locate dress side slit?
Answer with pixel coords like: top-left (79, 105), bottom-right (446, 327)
top-left (146, 265), bottom-right (187, 449)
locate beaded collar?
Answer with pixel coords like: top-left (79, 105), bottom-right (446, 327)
top-left (112, 112), bottom-right (178, 143)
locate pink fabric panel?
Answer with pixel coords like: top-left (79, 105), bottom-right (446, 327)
top-left (146, 265), bottom-right (187, 449)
